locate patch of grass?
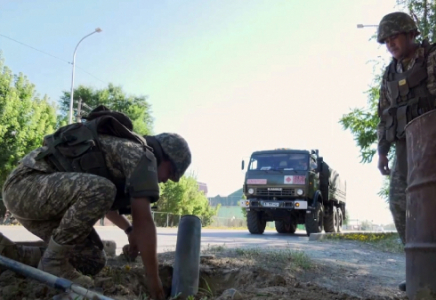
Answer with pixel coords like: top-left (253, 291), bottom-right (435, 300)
top-left (103, 266), bottom-right (123, 284)
top-left (367, 234), bottom-right (404, 253)
top-left (204, 243), bottom-right (227, 252)
top-left (198, 277), bottom-right (215, 298)
top-left (232, 247), bottom-right (312, 270)
top-left (324, 232), bottom-right (404, 254)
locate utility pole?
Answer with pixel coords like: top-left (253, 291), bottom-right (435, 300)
top-left (76, 98), bottom-right (82, 123)
top-left (69, 28), bottom-right (102, 124)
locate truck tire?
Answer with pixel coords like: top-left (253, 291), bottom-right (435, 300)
top-left (247, 210), bottom-right (266, 234)
top-left (275, 220), bottom-right (288, 233)
top-left (288, 221), bottom-right (297, 234)
top-left (324, 206), bottom-right (338, 233)
top-left (337, 208), bottom-right (343, 233)
top-left (305, 201), bottom-right (324, 236)
top-left (275, 220), bottom-right (297, 234)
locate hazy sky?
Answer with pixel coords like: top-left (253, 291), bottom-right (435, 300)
top-left (0, 0), bottom-right (402, 224)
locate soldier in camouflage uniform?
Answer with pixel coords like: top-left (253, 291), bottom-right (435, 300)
top-left (1, 107), bottom-right (191, 300)
top-left (376, 12), bottom-right (436, 292)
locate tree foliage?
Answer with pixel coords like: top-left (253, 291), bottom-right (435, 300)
top-left (59, 83), bottom-right (154, 135)
top-left (0, 53), bottom-right (221, 225)
top-left (338, 0), bottom-right (435, 201)
top-left (0, 54), bottom-right (58, 190)
top-left (339, 73), bottom-right (383, 164)
top-left (397, 0), bottom-right (436, 42)
top-left (155, 173), bottom-right (220, 226)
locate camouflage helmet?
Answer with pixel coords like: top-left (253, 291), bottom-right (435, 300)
top-left (154, 132), bottom-right (191, 182)
top-left (377, 12), bottom-right (419, 44)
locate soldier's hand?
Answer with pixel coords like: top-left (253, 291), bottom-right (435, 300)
top-left (122, 244), bottom-right (138, 262)
top-left (126, 232), bottom-right (139, 261)
top-left (378, 154), bottom-right (390, 175)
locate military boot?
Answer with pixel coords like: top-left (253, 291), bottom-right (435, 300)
top-left (0, 232), bottom-right (19, 260)
top-left (0, 233), bottom-right (44, 267)
top-left (17, 244), bottom-right (44, 267)
top-left (38, 236), bottom-right (94, 287)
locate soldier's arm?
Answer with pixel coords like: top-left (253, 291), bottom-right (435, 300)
top-left (105, 210), bottom-right (131, 232)
top-left (131, 197), bottom-right (161, 290)
top-left (377, 73), bottom-right (392, 156)
top-left (123, 149), bottom-right (162, 283)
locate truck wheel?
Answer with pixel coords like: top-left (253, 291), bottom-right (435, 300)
top-left (337, 208), bottom-right (343, 233)
top-left (305, 201), bottom-right (324, 236)
top-left (275, 220), bottom-right (297, 234)
top-left (275, 220), bottom-right (288, 233)
top-left (288, 221), bottom-right (297, 234)
top-left (247, 211), bottom-right (266, 234)
top-left (324, 206), bottom-right (338, 233)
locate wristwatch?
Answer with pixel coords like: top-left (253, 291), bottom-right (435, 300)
top-left (125, 225), bottom-right (133, 235)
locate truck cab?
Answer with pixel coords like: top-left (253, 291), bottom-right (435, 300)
top-left (240, 148), bottom-right (346, 236)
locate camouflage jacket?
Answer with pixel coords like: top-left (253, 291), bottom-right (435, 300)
top-left (3, 135), bottom-right (159, 206)
top-left (377, 44), bottom-right (436, 155)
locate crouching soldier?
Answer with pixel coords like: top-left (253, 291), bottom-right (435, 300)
top-left (1, 106), bottom-right (191, 300)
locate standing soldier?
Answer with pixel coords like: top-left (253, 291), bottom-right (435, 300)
top-left (376, 12), bottom-right (436, 292)
top-left (1, 106), bottom-right (191, 300)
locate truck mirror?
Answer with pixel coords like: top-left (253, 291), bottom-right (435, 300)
top-left (242, 160), bottom-right (245, 170)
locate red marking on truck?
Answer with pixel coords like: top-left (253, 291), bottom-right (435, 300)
top-left (247, 179), bottom-right (267, 184)
top-left (284, 176), bottom-right (305, 184)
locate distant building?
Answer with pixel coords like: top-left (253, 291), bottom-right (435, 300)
top-left (198, 181), bottom-right (208, 196)
top-left (208, 188), bottom-right (243, 207)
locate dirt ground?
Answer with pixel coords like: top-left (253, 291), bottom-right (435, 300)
top-left (0, 238), bottom-right (407, 300)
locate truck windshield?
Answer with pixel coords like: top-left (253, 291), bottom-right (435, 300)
top-left (248, 153), bottom-right (308, 171)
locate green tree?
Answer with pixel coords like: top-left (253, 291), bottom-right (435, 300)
top-left (339, 63), bottom-right (393, 201)
top-left (360, 220), bottom-right (373, 231)
top-left (59, 83), bottom-right (154, 135)
top-left (241, 193), bottom-right (247, 219)
top-left (398, 0), bottom-right (436, 42)
top-left (155, 173), bottom-right (220, 226)
top-left (343, 208), bottom-right (351, 225)
top-left (339, 0), bottom-right (435, 201)
top-left (0, 54), bottom-right (58, 190)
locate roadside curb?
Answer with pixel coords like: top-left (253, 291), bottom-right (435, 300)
top-left (309, 231), bottom-right (397, 241)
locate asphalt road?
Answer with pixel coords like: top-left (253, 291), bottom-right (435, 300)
top-left (0, 225), bottom-right (310, 255)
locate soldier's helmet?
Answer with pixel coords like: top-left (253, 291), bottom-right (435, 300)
top-left (377, 12), bottom-right (419, 44)
top-left (154, 133), bottom-right (192, 182)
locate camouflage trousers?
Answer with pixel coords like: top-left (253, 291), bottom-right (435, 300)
top-left (389, 138), bottom-right (407, 246)
top-left (2, 167), bottom-right (117, 275)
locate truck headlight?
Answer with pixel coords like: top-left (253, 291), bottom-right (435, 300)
top-left (297, 189), bottom-right (304, 196)
top-left (248, 188), bottom-right (254, 194)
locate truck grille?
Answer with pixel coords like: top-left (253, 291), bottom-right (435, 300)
top-left (256, 188), bottom-right (295, 197)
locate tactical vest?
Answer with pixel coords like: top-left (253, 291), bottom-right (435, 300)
top-left (35, 106), bottom-right (155, 213)
top-left (382, 40), bottom-right (436, 143)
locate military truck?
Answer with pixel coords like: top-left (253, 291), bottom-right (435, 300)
top-left (240, 148), bottom-right (346, 236)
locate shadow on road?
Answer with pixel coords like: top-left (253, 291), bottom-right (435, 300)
top-left (158, 231), bottom-right (308, 239)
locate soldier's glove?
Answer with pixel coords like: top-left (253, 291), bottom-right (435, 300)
top-left (122, 244), bottom-right (138, 262)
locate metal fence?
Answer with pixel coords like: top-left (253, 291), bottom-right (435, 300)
top-left (207, 216), bottom-right (246, 228)
top-left (0, 205), bottom-right (395, 232)
top-left (97, 212), bottom-right (247, 228)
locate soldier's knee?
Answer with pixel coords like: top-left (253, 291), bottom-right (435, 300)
top-left (83, 176), bottom-right (117, 211)
top-left (90, 177), bottom-right (116, 196)
top-left (86, 250), bottom-right (107, 276)
top-left (70, 249), bottom-right (107, 276)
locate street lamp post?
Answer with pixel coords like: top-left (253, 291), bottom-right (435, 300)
top-left (357, 24), bottom-right (378, 28)
top-left (69, 28), bottom-right (102, 124)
